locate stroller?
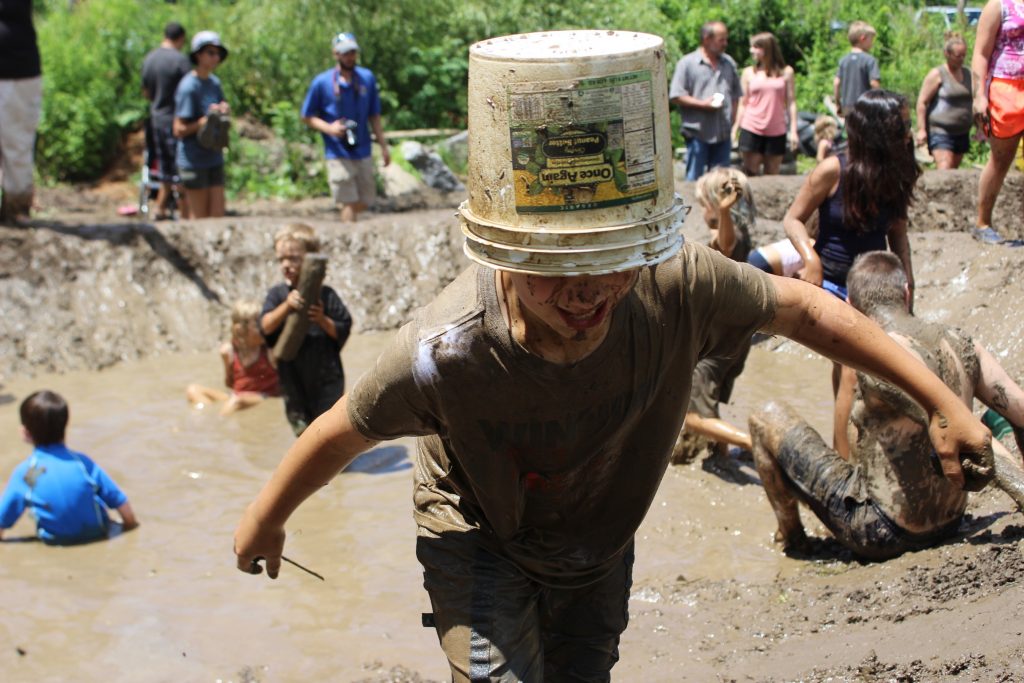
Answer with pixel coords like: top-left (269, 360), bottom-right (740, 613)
top-left (138, 118), bottom-right (179, 219)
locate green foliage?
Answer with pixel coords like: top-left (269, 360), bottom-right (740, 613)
top-left (34, 0), bottom-right (987, 192)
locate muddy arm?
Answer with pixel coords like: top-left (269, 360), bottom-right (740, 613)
top-left (234, 395), bottom-right (378, 579)
top-left (974, 341), bottom-right (1024, 455)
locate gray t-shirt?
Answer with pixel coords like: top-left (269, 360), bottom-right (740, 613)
top-left (347, 243), bottom-right (776, 588)
top-left (836, 51), bottom-right (881, 111)
top-left (141, 47), bottom-right (191, 127)
top-left (669, 49), bottom-right (742, 144)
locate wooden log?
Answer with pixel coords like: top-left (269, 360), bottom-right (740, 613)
top-left (273, 254), bottom-right (328, 362)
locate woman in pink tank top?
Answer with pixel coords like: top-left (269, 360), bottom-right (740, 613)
top-left (973, 0), bottom-right (1024, 242)
top-left (734, 32), bottom-right (798, 176)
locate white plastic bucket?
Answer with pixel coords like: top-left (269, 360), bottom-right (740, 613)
top-left (460, 30), bottom-right (686, 275)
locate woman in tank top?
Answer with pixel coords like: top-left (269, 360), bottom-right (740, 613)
top-left (915, 32), bottom-right (973, 169)
top-left (734, 32), bottom-right (798, 176)
top-left (972, 0), bottom-right (1024, 241)
top-left (783, 90), bottom-right (921, 306)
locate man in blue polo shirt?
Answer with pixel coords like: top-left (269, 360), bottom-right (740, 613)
top-left (301, 32), bottom-right (391, 223)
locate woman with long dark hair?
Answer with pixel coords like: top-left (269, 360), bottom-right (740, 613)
top-left (734, 31), bottom-right (798, 176)
top-left (784, 89), bottom-right (921, 307)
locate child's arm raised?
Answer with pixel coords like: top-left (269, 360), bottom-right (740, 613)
top-left (234, 395), bottom-right (377, 579)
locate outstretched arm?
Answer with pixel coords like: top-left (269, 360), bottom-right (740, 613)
top-left (763, 276), bottom-right (991, 487)
top-left (234, 395), bottom-right (378, 578)
top-left (974, 341), bottom-right (1024, 453)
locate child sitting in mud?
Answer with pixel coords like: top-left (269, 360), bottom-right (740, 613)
top-left (260, 223), bottom-right (352, 436)
top-left (0, 390), bottom-right (139, 544)
top-left (187, 300), bottom-right (280, 415)
top-left (673, 168), bottom-right (756, 468)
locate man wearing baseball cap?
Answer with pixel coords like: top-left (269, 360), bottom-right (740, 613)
top-left (301, 32), bottom-right (390, 223)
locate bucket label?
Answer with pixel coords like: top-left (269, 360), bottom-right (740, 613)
top-left (508, 70), bottom-right (658, 213)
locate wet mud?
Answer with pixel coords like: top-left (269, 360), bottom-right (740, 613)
top-left (1, 170), bottom-right (1023, 682)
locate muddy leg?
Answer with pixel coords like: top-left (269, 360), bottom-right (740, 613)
top-left (749, 401), bottom-right (809, 551)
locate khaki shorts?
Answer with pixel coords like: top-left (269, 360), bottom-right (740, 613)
top-left (326, 157), bottom-right (376, 206)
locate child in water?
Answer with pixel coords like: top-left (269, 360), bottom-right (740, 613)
top-left (187, 300), bottom-right (280, 415)
top-left (261, 223), bottom-right (352, 435)
top-left (0, 390), bottom-right (139, 544)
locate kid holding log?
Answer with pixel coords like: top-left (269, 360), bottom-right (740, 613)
top-left (260, 223), bottom-right (352, 435)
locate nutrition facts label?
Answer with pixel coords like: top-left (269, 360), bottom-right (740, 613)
top-left (508, 70), bottom-right (658, 213)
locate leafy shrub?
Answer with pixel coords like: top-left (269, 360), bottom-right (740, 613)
top-left (33, 0), bottom-right (986, 190)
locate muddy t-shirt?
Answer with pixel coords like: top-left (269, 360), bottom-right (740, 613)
top-left (347, 243), bottom-right (776, 588)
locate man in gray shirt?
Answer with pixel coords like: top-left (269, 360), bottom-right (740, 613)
top-left (669, 21), bottom-right (741, 181)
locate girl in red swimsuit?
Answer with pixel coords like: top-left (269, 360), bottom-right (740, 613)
top-left (187, 300), bottom-right (280, 415)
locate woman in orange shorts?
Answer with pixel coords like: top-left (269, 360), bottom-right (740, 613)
top-left (973, 0), bottom-right (1024, 243)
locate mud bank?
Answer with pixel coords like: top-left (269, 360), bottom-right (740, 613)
top-left (0, 208), bottom-right (464, 377)
top-left (3, 167), bottom-right (1023, 378)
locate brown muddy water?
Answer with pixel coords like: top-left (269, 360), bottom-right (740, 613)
top-left (0, 328), bottom-right (833, 683)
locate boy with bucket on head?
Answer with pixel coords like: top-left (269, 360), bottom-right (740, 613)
top-left (235, 30), bottom-right (993, 679)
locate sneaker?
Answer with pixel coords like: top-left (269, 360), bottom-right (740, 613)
top-left (973, 227), bottom-right (1004, 244)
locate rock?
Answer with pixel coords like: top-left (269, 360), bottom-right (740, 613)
top-left (438, 130), bottom-right (468, 175)
top-left (401, 141), bottom-right (465, 193)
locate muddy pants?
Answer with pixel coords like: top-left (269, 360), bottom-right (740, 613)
top-left (0, 76), bottom-right (42, 198)
top-left (417, 530), bottom-right (633, 682)
top-left (777, 423), bottom-right (961, 560)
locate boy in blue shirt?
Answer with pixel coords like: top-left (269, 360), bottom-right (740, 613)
top-left (0, 390), bottom-right (138, 544)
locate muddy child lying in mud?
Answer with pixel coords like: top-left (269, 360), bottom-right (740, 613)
top-left (234, 31), bottom-right (995, 680)
top-left (750, 251), bottom-right (1024, 561)
top-left (1, 391), bottom-right (139, 544)
top-left (186, 300), bottom-right (280, 415)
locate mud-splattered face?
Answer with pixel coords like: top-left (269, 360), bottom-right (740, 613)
top-left (275, 239), bottom-right (306, 287)
top-left (510, 269), bottom-right (639, 340)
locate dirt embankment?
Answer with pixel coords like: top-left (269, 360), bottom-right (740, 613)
top-left (2, 166), bottom-right (1023, 381)
top-left (0, 205), bottom-right (464, 378)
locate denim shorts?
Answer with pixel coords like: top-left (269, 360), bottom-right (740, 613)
top-left (417, 529), bottom-right (633, 682)
top-left (776, 423), bottom-right (960, 560)
top-left (927, 131), bottom-right (970, 154)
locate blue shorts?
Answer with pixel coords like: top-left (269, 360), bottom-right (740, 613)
top-left (179, 165), bottom-right (225, 190)
top-left (747, 249), bottom-right (773, 273)
top-left (822, 279), bottom-right (847, 300)
top-left (928, 131), bottom-right (970, 155)
top-left (776, 423), bottom-right (960, 560)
